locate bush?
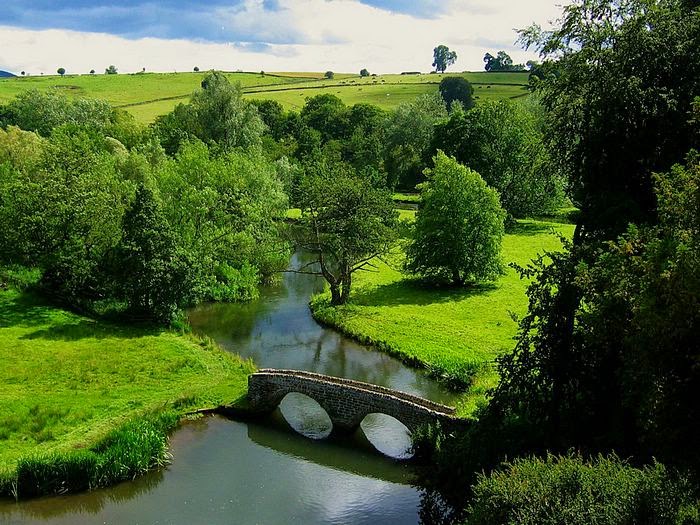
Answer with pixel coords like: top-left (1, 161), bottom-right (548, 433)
top-left (465, 454), bottom-right (699, 525)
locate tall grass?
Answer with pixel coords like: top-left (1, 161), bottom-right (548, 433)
top-left (3, 410), bottom-right (179, 500)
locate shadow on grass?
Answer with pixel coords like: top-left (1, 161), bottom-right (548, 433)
top-left (506, 221), bottom-right (557, 237)
top-left (20, 319), bottom-right (160, 342)
top-left (0, 293), bottom-right (58, 329)
top-left (351, 278), bottom-right (498, 308)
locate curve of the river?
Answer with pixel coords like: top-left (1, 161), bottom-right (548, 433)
top-left (1, 252), bottom-right (455, 524)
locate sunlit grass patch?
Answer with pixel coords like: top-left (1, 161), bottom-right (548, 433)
top-left (311, 218), bottom-right (575, 417)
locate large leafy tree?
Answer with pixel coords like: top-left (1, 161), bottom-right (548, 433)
top-left (431, 100), bottom-right (563, 219)
top-left (407, 152), bottom-right (505, 285)
top-left (485, 0), bottom-right (700, 471)
top-left (116, 184), bottom-right (191, 322)
top-left (483, 51), bottom-right (525, 72)
top-left (519, 0), bottom-right (700, 238)
top-left (438, 76), bottom-right (474, 111)
top-left (433, 45), bottom-right (458, 73)
top-left (153, 71), bottom-right (265, 154)
top-left (293, 158), bottom-right (398, 305)
top-left (384, 93), bottom-right (447, 189)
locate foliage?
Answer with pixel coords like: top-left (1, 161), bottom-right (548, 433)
top-left (483, 51), bottom-right (525, 72)
top-left (360, 68), bottom-right (370, 77)
top-left (431, 99), bottom-right (565, 219)
top-left (384, 93), bottom-right (447, 189)
top-left (56, 67), bottom-right (65, 77)
top-left (518, 0), bottom-right (700, 238)
top-left (407, 152), bottom-right (505, 285)
top-left (115, 184), bottom-right (192, 323)
top-left (433, 45), bottom-right (458, 73)
top-left (465, 454), bottom-right (699, 525)
top-left (438, 76), bottom-right (474, 111)
top-left (477, 153), bottom-right (700, 489)
top-left (294, 158), bottom-right (398, 305)
top-left (105, 65), bottom-right (118, 75)
top-left (324, 71), bottom-right (334, 79)
top-left (3, 90), bottom-right (116, 136)
top-left (153, 71), bottom-right (265, 154)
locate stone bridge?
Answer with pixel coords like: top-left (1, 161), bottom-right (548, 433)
top-left (247, 369), bottom-right (462, 434)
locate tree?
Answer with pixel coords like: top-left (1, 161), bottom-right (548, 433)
top-left (406, 151), bottom-right (505, 285)
top-left (20, 71), bottom-right (25, 76)
top-left (483, 51), bottom-right (526, 72)
top-left (153, 71), bottom-right (265, 153)
top-left (431, 99), bottom-right (564, 219)
top-left (299, 93), bottom-right (349, 142)
top-left (518, 0), bottom-right (700, 237)
top-left (465, 0), bottom-right (700, 481)
top-left (324, 71), bottom-right (334, 79)
top-left (193, 66), bottom-right (200, 72)
top-left (57, 67), bottom-right (65, 76)
top-left (116, 184), bottom-right (191, 323)
top-left (293, 159), bottom-right (398, 305)
top-left (432, 45), bottom-right (457, 73)
top-left (384, 93), bottom-right (447, 189)
top-left (105, 65), bottom-right (118, 75)
top-left (5, 90), bottom-right (115, 136)
top-left (438, 76), bottom-right (474, 110)
top-left (360, 68), bottom-right (370, 77)
top-left (90, 69), bottom-right (95, 75)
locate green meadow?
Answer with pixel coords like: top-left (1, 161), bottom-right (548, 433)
top-left (0, 288), bottom-right (253, 481)
top-left (312, 211), bottom-right (575, 416)
top-left (0, 71), bottom-right (530, 122)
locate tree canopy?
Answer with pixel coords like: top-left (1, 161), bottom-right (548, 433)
top-left (407, 151), bottom-right (505, 285)
top-left (438, 76), bottom-right (474, 111)
top-left (432, 45), bottom-right (457, 73)
top-left (293, 158), bottom-right (398, 305)
top-left (483, 51), bottom-right (525, 72)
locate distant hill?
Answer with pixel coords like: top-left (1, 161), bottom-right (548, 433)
top-left (0, 71), bottom-right (16, 78)
top-left (0, 70), bottom-right (530, 123)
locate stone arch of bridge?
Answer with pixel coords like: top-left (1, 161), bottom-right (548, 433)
top-left (278, 391), bottom-right (333, 439)
top-left (259, 385), bottom-right (422, 436)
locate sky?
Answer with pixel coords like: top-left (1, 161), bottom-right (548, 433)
top-left (0, 1), bottom-right (567, 75)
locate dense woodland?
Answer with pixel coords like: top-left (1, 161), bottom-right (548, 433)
top-left (1, 0), bottom-right (699, 522)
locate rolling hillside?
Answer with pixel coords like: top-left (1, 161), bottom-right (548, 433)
top-left (0, 70), bottom-right (530, 123)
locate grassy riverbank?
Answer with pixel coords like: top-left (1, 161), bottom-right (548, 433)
top-left (311, 215), bottom-right (575, 416)
top-left (0, 288), bottom-right (254, 498)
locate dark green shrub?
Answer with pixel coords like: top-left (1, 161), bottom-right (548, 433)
top-left (465, 454), bottom-right (699, 525)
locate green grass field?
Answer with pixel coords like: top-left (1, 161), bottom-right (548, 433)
top-left (0, 289), bottom-right (253, 476)
top-left (312, 213), bottom-right (575, 416)
top-left (0, 71), bottom-right (530, 122)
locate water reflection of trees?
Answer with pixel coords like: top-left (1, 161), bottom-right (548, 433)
top-left (0, 470), bottom-right (163, 521)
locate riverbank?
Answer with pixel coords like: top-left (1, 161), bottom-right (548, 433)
top-left (311, 217), bottom-right (575, 416)
top-left (0, 288), bottom-right (254, 499)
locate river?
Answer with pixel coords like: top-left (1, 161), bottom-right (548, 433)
top-left (0, 252), bottom-right (456, 524)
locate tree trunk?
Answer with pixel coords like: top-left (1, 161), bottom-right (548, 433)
top-left (330, 283), bottom-right (342, 306)
top-left (452, 268), bottom-right (463, 286)
top-left (340, 271), bottom-right (352, 305)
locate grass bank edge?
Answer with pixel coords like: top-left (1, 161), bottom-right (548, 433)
top-left (0, 287), bottom-right (256, 501)
top-left (309, 294), bottom-right (494, 417)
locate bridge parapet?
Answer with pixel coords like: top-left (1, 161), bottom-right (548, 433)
top-left (247, 369), bottom-right (463, 434)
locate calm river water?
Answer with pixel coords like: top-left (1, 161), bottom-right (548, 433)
top-left (1, 252), bottom-right (456, 524)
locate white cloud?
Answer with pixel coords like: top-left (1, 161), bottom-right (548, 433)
top-left (0, 0), bottom-right (567, 75)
